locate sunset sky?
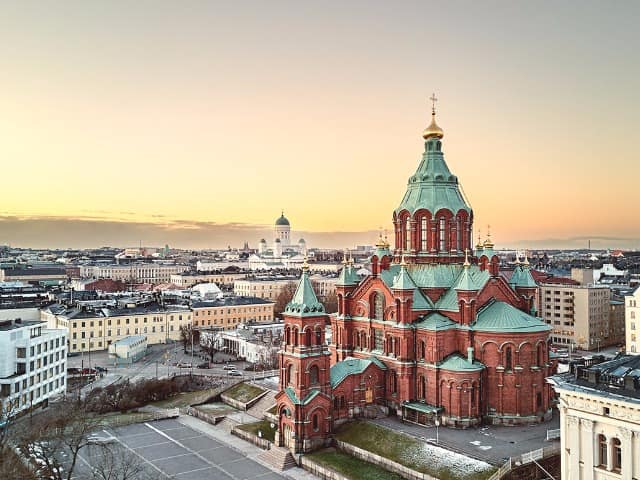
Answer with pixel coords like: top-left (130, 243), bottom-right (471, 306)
top-left (0, 1), bottom-right (638, 250)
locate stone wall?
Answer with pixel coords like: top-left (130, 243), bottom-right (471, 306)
top-left (300, 456), bottom-right (352, 480)
top-left (231, 426), bottom-right (271, 450)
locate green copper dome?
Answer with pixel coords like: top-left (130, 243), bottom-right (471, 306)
top-left (396, 137), bottom-right (471, 217)
top-left (276, 212), bottom-right (290, 226)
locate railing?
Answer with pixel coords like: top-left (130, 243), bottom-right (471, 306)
top-left (486, 443), bottom-right (561, 480)
top-left (546, 428), bottom-right (561, 441)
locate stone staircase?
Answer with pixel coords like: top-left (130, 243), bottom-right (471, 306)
top-left (259, 445), bottom-right (297, 471)
top-left (247, 390), bottom-right (277, 419)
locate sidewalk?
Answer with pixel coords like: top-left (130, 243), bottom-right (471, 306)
top-left (178, 414), bottom-right (318, 480)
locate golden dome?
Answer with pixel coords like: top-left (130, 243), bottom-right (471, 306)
top-left (422, 112), bottom-right (444, 140)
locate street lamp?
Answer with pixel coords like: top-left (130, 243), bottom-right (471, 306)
top-left (434, 413), bottom-right (440, 445)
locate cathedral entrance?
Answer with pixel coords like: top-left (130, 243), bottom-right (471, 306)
top-left (365, 387), bottom-right (373, 404)
top-left (282, 423), bottom-right (293, 449)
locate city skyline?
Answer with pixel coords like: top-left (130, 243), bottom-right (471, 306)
top-left (1, 1), bottom-right (638, 250)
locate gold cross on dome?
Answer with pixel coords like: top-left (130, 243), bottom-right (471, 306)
top-left (430, 93), bottom-right (438, 113)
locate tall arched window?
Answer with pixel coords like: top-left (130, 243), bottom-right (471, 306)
top-left (286, 364), bottom-right (293, 385)
top-left (612, 438), bottom-right (621, 471)
top-left (598, 434), bottom-right (607, 467)
top-left (439, 217), bottom-right (446, 251)
top-left (420, 376), bottom-right (426, 398)
top-left (421, 217), bottom-right (428, 251)
top-left (405, 219), bottom-right (411, 251)
top-left (390, 371), bottom-right (397, 394)
top-left (293, 328), bottom-right (299, 347)
top-left (374, 293), bottom-right (384, 320)
top-left (421, 340), bottom-right (426, 359)
top-left (305, 329), bottom-right (312, 346)
top-left (537, 344), bottom-right (544, 366)
top-left (456, 217), bottom-right (462, 251)
top-left (315, 329), bottom-right (322, 345)
top-left (312, 414), bottom-right (319, 432)
top-left (505, 347), bottom-right (513, 371)
top-left (309, 365), bottom-right (319, 385)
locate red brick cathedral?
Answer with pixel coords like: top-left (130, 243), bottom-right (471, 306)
top-left (275, 105), bottom-right (554, 453)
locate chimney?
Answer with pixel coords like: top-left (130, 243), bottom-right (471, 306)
top-left (587, 370), bottom-right (600, 384)
top-left (624, 375), bottom-right (637, 392)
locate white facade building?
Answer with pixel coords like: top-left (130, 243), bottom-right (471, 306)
top-left (626, 287), bottom-right (639, 354)
top-left (80, 263), bottom-right (189, 284)
top-left (549, 356), bottom-right (640, 480)
top-left (0, 319), bottom-right (67, 416)
top-left (108, 335), bottom-right (147, 364)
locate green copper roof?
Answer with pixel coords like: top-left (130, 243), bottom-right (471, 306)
top-left (284, 270), bottom-right (325, 316)
top-left (392, 265), bottom-right (416, 290)
top-left (473, 300), bottom-right (550, 333)
top-left (415, 312), bottom-right (457, 330)
top-left (395, 138), bottom-right (471, 217)
top-left (330, 356), bottom-right (387, 388)
top-left (412, 288), bottom-right (434, 310)
top-left (276, 213), bottom-right (290, 226)
top-left (337, 265), bottom-right (359, 286)
top-left (509, 266), bottom-right (537, 288)
top-left (439, 354), bottom-right (484, 372)
top-left (403, 402), bottom-right (443, 414)
top-left (284, 387), bottom-right (320, 405)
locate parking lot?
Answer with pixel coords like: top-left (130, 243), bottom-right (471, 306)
top-left (76, 418), bottom-right (285, 479)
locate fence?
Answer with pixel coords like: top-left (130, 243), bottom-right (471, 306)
top-left (487, 443), bottom-right (561, 480)
top-left (546, 428), bottom-right (561, 441)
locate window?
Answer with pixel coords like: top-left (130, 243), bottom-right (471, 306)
top-left (421, 217), bottom-right (427, 251)
top-left (404, 219), bottom-right (411, 251)
top-left (390, 370), bottom-right (397, 394)
top-left (612, 438), bottom-right (621, 471)
top-left (312, 414), bottom-right (319, 432)
top-left (309, 365), bottom-right (319, 385)
top-left (598, 435), bottom-right (607, 467)
top-left (439, 217), bottom-right (446, 251)
top-left (374, 293), bottom-right (384, 320)
top-left (373, 329), bottom-right (383, 351)
top-left (505, 347), bottom-right (513, 371)
top-left (286, 364), bottom-right (293, 385)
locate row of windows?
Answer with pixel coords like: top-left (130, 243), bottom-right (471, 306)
top-left (73, 315), bottom-right (188, 328)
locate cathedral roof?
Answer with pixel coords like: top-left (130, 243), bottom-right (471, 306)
top-left (275, 212), bottom-right (290, 226)
top-left (337, 265), bottom-right (359, 286)
top-left (415, 312), bottom-right (458, 331)
top-left (284, 386), bottom-right (321, 405)
top-left (392, 263), bottom-right (417, 290)
top-left (284, 266), bottom-right (325, 316)
top-left (508, 265), bottom-right (537, 288)
top-left (473, 300), bottom-right (550, 333)
top-left (395, 136), bottom-right (471, 217)
top-left (330, 356), bottom-right (386, 388)
top-left (439, 354), bottom-right (484, 372)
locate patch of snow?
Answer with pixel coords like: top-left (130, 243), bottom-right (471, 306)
top-left (400, 442), bottom-right (493, 479)
top-left (469, 440), bottom-right (481, 446)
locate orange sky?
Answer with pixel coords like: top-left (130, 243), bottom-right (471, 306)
top-left (0, 1), bottom-right (638, 249)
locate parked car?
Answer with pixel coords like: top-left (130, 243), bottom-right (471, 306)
top-left (223, 364), bottom-right (236, 370)
top-left (228, 370), bottom-right (243, 377)
top-left (95, 366), bottom-right (108, 373)
top-left (66, 352), bottom-right (80, 358)
top-left (197, 362), bottom-right (211, 369)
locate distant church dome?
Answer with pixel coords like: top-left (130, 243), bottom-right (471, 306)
top-left (276, 212), bottom-right (290, 226)
top-left (260, 238), bottom-right (267, 244)
top-left (298, 238), bottom-right (306, 244)
top-left (274, 238), bottom-right (281, 243)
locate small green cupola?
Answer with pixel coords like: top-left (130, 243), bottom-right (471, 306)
top-left (284, 259), bottom-right (325, 316)
top-left (337, 251), bottom-right (359, 286)
top-left (392, 256), bottom-right (417, 290)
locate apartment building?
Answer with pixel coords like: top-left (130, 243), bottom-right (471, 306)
top-left (192, 297), bottom-right (274, 330)
top-left (626, 287), bottom-right (639, 354)
top-left (539, 284), bottom-right (612, 350)
top-left (233, 277), bottom-right (298, 301)
top-left (0, 319), bottom-right (67, 415)
top-left (42, 302), bottom-right (192, 353)
top-left (79, 263), bottom-right (188, 284)
top-left (170, 271), bottom-right (246, 288)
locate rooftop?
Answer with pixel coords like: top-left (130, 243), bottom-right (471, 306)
top-left (192, 296), bottom-right (274, 308)
top-left (0, 319), bottom-right (44, 331)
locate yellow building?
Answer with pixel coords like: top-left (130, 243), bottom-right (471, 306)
top-left (233, 277), bottom-right (298, 301)
top-left (170, 272), bottom-right (246, 288)
top-left (42, 303), bottom-right (192, 353)
top-left (192, 297), bottom-right (274, 330)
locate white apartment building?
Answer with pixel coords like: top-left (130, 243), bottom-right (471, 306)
top-left (549, 356), bottom-right (640, 480)
top-left (625, 287), bottom-right (639, 354)
top-left (0, 319), bottom-right (67, 416)
top-left (80, 263), bottom-right (189, 284)
top-left (108, 335), bottom-right (147, 364)
top-left (233, 277), bottom-right (298, 301)
top-left (540, 284), bottom-right (612, 350)
top-left (170, 272), bottom-right (246, 288)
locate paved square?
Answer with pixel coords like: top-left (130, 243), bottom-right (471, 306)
top-left (76, 418), bottom-right (289, 479)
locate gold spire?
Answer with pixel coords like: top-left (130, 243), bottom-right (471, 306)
top-left (400, 253), bottom-right (407, 267)
top-left (483, 224), bottom-right (494, 249)
top-left (302, 255), bottom-right (309, 272)
top-left (375, 230), bottom-right (386, 248)
top-left (475, 229), bottom-right (483, 250)
top-left (422, 93), bottom-right (444, 140)
top-left (348, 250), bottom-right (354, 266)
top-left (523, 250), bottom-right (530, 266)
top-left (342, 249), bottom-right (348, 265)
top-left (463, 248), bottom-right (470, 267)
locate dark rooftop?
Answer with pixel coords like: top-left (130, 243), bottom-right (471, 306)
top-left (0, 319), bottom-right (44, 331)
top-left (192, 296), bottom-right (273, 308)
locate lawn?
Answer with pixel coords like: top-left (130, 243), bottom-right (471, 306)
top-left (308, 449), bottom-right (404, 480)
top-left (223, 382), bottom-right (265, 404)
top-left (192, 402), bottom-right (236, 416)
top-left (334, 422), bottom-right (496, 480)
top-left (237, 419), bottom-right (277, 442)
top-left (98, 411), bottom-right (156, 427)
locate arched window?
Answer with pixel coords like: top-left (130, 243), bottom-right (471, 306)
top-left (405, 219), bottom-right (411, 251)
top-left (305, 329), bottom-right (312, 346)
top-left (420, 376), bottom-right (426, 398)
top-left (293, 328), bottom-right (299, 347)
top-left (598, 434), bottom-right (607, 467)
top-left (632, 311), bottom-right (636, 319)
top-left (505, 347), bottom-right (513, 371)
top-left (537, 344), bottom-right (544, 366)
top-left (315, 329), bottom-right (322, 345)
top-left (334, 397), bottom-right (339, 410)
top-left (456, 217), bottom-right (462, 251)
top-left (421, 217), bottom-right (428, 251)
top-left (390, 371), bottom-right (397, 394)
top-left (612, 438), bottom-right (621, 471)
top-left (286, 364), bottom-right (293, 385)
top-left (439, 217), bottom-right (446, 251)
top-left (374, 293), bottom-right (384, 321)
top-left (309, 365), bottom-right (319, 385)
top-left (312, 414), bottom-right (319, 432)
top-left (421, 340), bottom-right (426, 360)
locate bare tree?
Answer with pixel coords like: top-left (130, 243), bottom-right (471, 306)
top-left (323, 291), bottom-right (338, 314)
top-left (201, 334), bottom-right (219, 364)
top-left (17, 399), bottom-right (105, 480)
top-left (88, 443), bottom-right (150, 480)
top-left (274, 282), bottom-right (297, 315)
top-left (179, 325), bottom-right (199, 353)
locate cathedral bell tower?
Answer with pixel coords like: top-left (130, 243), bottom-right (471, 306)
top-left (276, 259), bottom-right (332, 453)
top-left (393, 95), bottom-right (474, 264)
